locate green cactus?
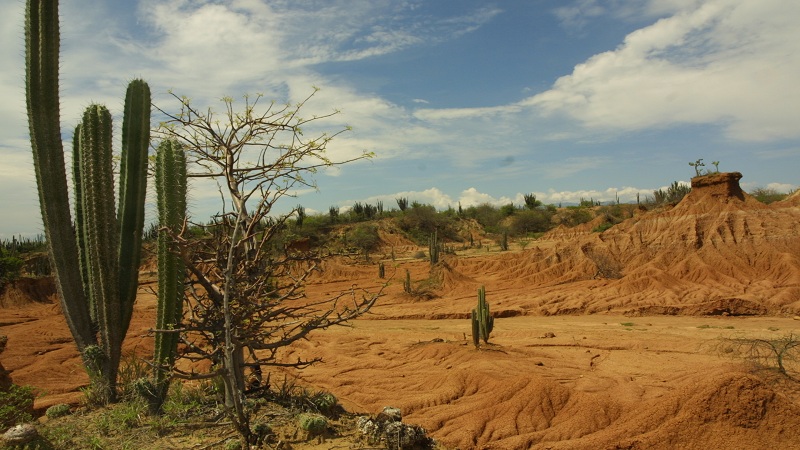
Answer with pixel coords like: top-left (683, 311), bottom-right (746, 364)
top-left (429, 230), bottom-right (440, 265)
top-left (470, 309), bottom-right (480, 348)
top-left (152, 139), bottom-right (187, 409)
top-left (471, 285), bottom-right (494, 347)
top-left (26, 0), bottom-right (95, 354)
top-left (25, 0), bottom-right (151, 403)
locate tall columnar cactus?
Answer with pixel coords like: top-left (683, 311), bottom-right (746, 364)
top-left (429, 230), bottom-right (440, 266)
top-left (471, 285), bottom-right (494, 347)
top-left (152, 139), bottom-right (187, 407)
top-left (25, 0), bottom-right (151, 402)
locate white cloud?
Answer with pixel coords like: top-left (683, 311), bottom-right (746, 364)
top-left (344, 185), bottom-right (667, 212)
top-left (530, 0), bottom-right (800, 141)
top-left (458, 188), bottom-right (514, 208)
top-left (354, 187), bottom-right (455, 211)
top-left (541, 185), bottom-right (654, 205)
top-left (554, 0), bottom-right (607, 30)
top-left (413, 104), bottom-right (521, 121)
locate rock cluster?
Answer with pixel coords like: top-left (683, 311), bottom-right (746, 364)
top-left (356, 406), bottom-right (434, 449)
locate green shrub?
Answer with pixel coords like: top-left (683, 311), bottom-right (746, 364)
top-left (560, 207), bottom-right (593, 227)
top-left (592, 222), bottom-right (614, 233)
top-left (510, 209), bottom-right (553, 236)
top-left (0, 384), bottom-right (35, 428)
top-left (348, 224), bottom-right (380, 258)
top-left (45, 403), bottom-right (71, 419)
top-left (649, 181), bottom-right (691, 207)
top-left (749, 187), bottom-right (788, 204)
top-left (0, 249), bottom-right (23, 290)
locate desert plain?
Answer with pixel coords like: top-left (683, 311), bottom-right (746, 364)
top-left (2, 172), bottom-right (800, 449)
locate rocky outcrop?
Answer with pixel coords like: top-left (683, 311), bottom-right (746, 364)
top-left (690, 171), bottom-right (746, 200)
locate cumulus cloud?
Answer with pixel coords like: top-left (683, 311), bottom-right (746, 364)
top-left (530, 0), bottom-right (800, 141)
top-left (343, 184), bottom-right (667, 212)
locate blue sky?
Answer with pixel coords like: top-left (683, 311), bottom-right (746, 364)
top-left (2, 0), bottom-right (799, 238)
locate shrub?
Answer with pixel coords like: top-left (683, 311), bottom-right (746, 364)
top-left (0, 384), bottom-right (35, 428)
top-left (719, 333), bottom-right (800, 377)
top-left (0, 249), bottom-right (23, 290)
top-left (396, 203), bottom-right (458, 243)
top-left (348, 224), bottom-right (380, 259)
top-left (45, 404), bottom-right (71, 419)
top-left (649, 181), bottom-right (691, 207)
top-left (510, 209), bottom-right (553, 236)
top-left (592, 222), bottom-right (614, 233)
top-left (463, 203), bottom-right (504, 232)
top-left (559, 207), bottom-right (593, 227)
top-left (749, 187), bottom-right (788, 204)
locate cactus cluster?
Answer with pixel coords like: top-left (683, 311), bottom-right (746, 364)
top-left (471, 285), bottom-right (494, 347)
top-left (25, 0), bottom-right (187, 404)
top-left (27, 0), bottom-right (151, 400)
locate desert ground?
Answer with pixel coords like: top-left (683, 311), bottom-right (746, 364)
top-left (2, 172), bottom-right (800, 449)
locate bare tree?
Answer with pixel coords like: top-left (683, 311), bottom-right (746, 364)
top-left (154, 90), bottom-right (383, 446)
top-left (719, 333), bottom-right (800, 379)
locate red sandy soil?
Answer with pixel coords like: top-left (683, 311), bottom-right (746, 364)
top-left (2, 172), bottom-right (800, 449)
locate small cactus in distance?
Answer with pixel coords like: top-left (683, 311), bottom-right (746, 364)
top-left (429, 230), bottom-right (440, 265)
top-left (404, 269), bottom-right (412, 294)
top-left (471, 285), bottom-right (494, 347)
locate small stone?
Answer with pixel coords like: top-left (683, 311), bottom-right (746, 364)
top-left (377, 406), bottom-right (402, 423)
top-left (2, 423), bottom-right (39, 445)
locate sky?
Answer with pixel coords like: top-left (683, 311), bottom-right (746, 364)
top-left (2, 0), bottom-right (799, 238)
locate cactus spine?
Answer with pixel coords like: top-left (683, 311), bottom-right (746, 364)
top-left (471, 285), bottom-right (494, 347)
top-left (25, 0), bottom-right (151, 402)
top-left (152, 140), bottom-right (187, 409)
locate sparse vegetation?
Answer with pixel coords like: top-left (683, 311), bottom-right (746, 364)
top-left (297, 413), bottom-right (328, 438)
top-left (689, 158), bottom-right (706, 176)
top-left (0, 384), bottom-right (35, 429)
top-left (153, 90), bottom-right (384, 446)
top-left (719, 333), bottom-right (800, 378)
top-left (0, 249), bottom-right (23, 292)
top-left (648, 181), bottom-right (691, 207)
top-left (44, 404), bottom-right (71, 419)
top-left (749, 187), bottom-right (789, 204)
